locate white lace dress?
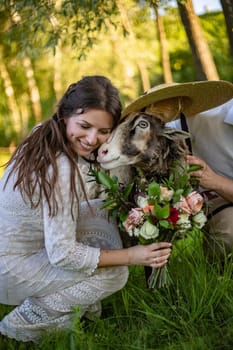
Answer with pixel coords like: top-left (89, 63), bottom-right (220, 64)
top-left (0, 155), bottom-right (129, 342)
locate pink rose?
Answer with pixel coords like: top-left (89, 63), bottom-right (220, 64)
top-left (186, 191), bottom-right (203, 215)
top-left (123, 208), bottom-right (144, 231)
top-left (174, 196), bottom-right (192, 215)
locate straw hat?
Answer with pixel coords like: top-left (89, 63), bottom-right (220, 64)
top-left (121, 80), bottom-right (233, 122)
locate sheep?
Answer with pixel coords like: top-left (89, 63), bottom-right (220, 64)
top-left (97, 112), bottom-right (190, 180)
top-left (96, 111), bottom-right (190, 261)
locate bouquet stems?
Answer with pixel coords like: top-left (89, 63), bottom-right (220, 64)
top-left (147, 265), bottom-right (172, 289)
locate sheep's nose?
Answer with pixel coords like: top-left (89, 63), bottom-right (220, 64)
top-left (99, 148), bottom-right (108, 156)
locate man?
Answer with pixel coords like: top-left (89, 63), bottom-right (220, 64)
top-left (168, 98), bottom-right (233, 257)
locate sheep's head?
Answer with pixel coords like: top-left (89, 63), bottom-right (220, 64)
top-left (97, 112), bottom-right (190, 176)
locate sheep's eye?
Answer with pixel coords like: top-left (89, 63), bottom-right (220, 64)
top-left (138, 120), bottom-right (149, 128)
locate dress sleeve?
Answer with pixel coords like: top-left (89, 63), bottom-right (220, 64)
top-left (42, 155), bottom-right (100, 275)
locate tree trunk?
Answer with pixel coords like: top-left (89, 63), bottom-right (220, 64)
top-left (53, 41), bottom-right (63, 100)
top-left (177, 0), bottom-right (219, 80)
top-left (0, 52), bottom-right (22, 138)
top-left (116, 0), bottom-right (151, 91)
top-left (22, 57), bottom-right (41, 123)
top-left (10, 6), bottom-right (42, 124)
top-left (154, 5), bottom-right (173, 83)
top-left (220, 0), bottom-right (233, 60)
top-left (52, 0), bottom-right (63, 100)
top-left (106, 18), bottom-right (137, 101)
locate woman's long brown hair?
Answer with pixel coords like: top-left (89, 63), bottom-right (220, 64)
top-left (4, 75), bottom-right (122, 217)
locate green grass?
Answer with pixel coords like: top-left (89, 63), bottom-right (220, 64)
top-left (1, 236), bottom-right (233, 349)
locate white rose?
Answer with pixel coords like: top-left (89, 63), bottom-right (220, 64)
top-left (139, 221), bottom-right (159, 240)
top-left (192, 211), bottom-right (207, 229)
top-left (176, 214), bottom-right (192, 230)
top-left (136, 196), bottom-right (149, 208)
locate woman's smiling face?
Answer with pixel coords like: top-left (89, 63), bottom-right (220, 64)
top-left (65, 109), bottom-right (113, 156)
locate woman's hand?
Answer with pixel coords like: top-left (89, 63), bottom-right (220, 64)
top-left (127, 242), bottom-right (172, 268)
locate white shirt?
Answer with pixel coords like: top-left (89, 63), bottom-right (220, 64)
top-left (167, 99), bottom-right (233, 179)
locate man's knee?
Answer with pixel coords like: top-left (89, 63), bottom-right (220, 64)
top-left (207, 206), bottom-right (233, 251)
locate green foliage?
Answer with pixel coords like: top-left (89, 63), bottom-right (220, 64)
top-left (89, 168), bottom-right (134, 225)
top-left (200, 11), bottom-right (233, 81)
top-left (0, 0), bottom-right (119, 59)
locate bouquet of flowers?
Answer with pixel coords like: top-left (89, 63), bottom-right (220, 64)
top-left (90, 161), bottom-right (207, 289)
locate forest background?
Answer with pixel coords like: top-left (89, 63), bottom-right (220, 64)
top-left (0, 0), bottom-right (233, 150)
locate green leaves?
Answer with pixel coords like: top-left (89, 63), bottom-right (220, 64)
top-left (173, 188), bottom-right (184, 203)
top-left (153, 203), bottom-right (170, 220)
top-left (165, 161), bottom-right (200, 194)
top-left (123, 183), bottom-right (135, 199)
top-left (187, 164), bottom-right (202, 172)
top-left (88, 167), bottom-right (135, 215)
top-left (95, 170), bottom-right (116, 189)
top-left (1, 0), bottom-right (119, 59)
top-left (148, 181), bottom-right (160, 197)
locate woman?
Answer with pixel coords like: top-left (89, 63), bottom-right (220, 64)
top-left (0, 75), bottom-right (171, 342)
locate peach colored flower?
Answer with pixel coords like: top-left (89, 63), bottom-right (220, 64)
top-left (186, 191), bottom-right (203, 215)
top-left (174, 196), bottom-right (192, 215)
top-left (160, 186), bottom-right (174, 201)
top-left (142, 205), bottom-right (154, 214)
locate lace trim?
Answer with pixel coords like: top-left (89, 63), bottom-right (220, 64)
top-left (54, 243), bottom-right (100, 276)
top-left (18, 299), bottom-right (54, 324)
top-left (0, 311), bottom-right (71, 343)
top-left (35, 267), bottom-right (128, 313)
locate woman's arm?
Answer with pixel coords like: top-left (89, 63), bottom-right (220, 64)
top-left (44, 155), bottom-right (172, 272)
top-left (99, 242), bottom-right (172, 269)
top-left (187, 154), bottom-right (233, 202)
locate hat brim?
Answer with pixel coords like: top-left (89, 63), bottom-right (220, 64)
top-left (121, 80), bottom-right (233, 121)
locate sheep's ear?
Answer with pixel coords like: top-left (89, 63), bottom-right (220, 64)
top-left (161, 127), bottom-right (190, 141)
